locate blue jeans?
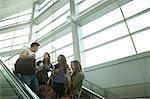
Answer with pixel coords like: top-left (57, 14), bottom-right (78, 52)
top-left (20, 74), bottom-right (39, 95)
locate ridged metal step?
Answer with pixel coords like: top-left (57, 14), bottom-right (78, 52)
top-left (0, 88), bottom-right (17, 96)
top-left (0, 96), bottom-right (19, 99)
top-left (0, 70), bottom-right (18, 98)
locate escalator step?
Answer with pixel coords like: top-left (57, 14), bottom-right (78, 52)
top-left (0, 96), bottom-right (20, 99)
top-left (0, 88), bottom-right (16, 96)
top-left (0, 85), bottom-right (11, 88)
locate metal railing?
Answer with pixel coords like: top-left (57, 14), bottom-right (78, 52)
top-left (5, 52), bottom-right (20, 62)
top-left (83, 79), bottom-right (119, 98)
top-left (0, 59), bottom-right (40, 99)
top-left (82, 86), bottom-right (105, 99)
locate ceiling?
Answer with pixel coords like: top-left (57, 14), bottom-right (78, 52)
top-left (0, 0), bottom-right (33, 20)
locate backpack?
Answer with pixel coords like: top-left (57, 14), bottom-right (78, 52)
top-left (14, 58), bottom-right (35, 75)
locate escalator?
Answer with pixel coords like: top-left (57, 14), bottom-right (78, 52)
top-left (81, 86), bottom-right (106, 99)
top-left (0, 59), bottom-right (39, 99)
top-left (0, 69), bottom-right (22, 99)
top-left (0, 58), bottom-right (105, 99)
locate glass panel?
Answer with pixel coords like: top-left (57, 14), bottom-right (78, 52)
top-left (0, 18), bottom-right (17, 27)
top-left (53, 3), bottom-right (70, 19)
top-left (51, 52), bottom-right (57, 64)
top-left (15, 27), bottom-right (30, 37)
top-left (54, 0), bottom-right (58, 2)
top-left (127, 11), bottom-right (150, 33)
top-left (38, 15), bottom-right (52, 30)
top-left (53, 33), bottom-right (72, 49)
top-left (12, 45), bottom-right (23, 50)
top-left (53, 11), bottom-right (70, 29)
top-left (56, 45), bottom-right (73, 58)
top-left (13, 36), bottom-right (28, 45)
top-left (18, 14), bottom-right (31, 22)
top-left (0, 39), bottom-right (12, 48)
top-left (40, 0), bottom-right (51, 9)
top-left (1, 56), bottom-right (9, 61)
top-left (82, 8), bottom-right (123, 37)
top-left (8, 54), bottom-right (19, 64)
top-left (36, 43), bottom-right (52, 59)
top-left (2, 14), bottom-right (18, 20)
top-left (0, 47), bottom-right (11, 52)
top-left (66, 56), bottom-right (74, 66)
top-left (37, 22), bottom-right (53, 39)
top-left (83, 23), bottom-right (129, 50)
top-left (77, 0), bottom-right (84, 3)
top-left (121, 0), bottom-right (150, 18)
top-left (132, 29), bottom-right (150, 53)
top-left (18, 9), bottom-right (32, 16)
top-left (84, 37), bottom-right (136, 67)
top-left (78, 0), bottom-right (103, 13)
top-left (39, 0), bottom-right (53, 14)
top-left (0, 32), bottom-right (14, 40)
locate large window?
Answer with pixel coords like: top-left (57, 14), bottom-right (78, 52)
top-left (33, 0), bottom-right (150, 68)
top-left (52, 33), bottom-right (72, 49)
top-left (36, 43), bottom-right (53, 60)
top-left (121, 0), bottom-right (150, 18)
top-left (84, 37), bottom-right (136, 67)
top-left (126, 11), bottom-right (150, 33)
top-left (36, 3), bottom-right (70, 40)
top-left (0, 18), bottom-right (17, 27)
top-left (81, 8), bottom-right (123, 37)
top-left (0, 32), bottom-right (14, 41)
top-left (83, 23), bottom-right (129, 50)
top-left (0, 9), bottom-right (32, 53)
top-left (132, 29), bottom-right (150, 53)
top-left (78, 0), bottom-right (104, 13)
top-left (52, 33), bottom-right (73, 63)
top-left (0, 27), bottom-right (30, 49)
top-left (80, 0), bottom-right (150, 67)
top-left (36, 33), bottom-right (73, 64)
top-left (39, 0), bottom-right (59, 14)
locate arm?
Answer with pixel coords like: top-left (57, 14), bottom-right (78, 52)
top-left (72, 73), bottom-right (84, 89)
top-left (19, 50), bottom-right (35, 59)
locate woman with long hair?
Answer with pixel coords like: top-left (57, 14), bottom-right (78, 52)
top-left (36, 52), bottom-right (53, 86)
top-left (67, 60), bottom-right (84, 99)
top-left (52, 54), bottom-right (69, 98)
top-left (43, 52), bottom-right (52, 72)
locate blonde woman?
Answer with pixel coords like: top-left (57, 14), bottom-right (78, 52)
top-left (67, 60), bottom-right (84, 99)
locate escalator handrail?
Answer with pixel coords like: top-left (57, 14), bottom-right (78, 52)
top-left (84, 79), bottom-right (104, 91)
top-left (0, 58), bottom-right (39, 99)
top-left (5, 52), bottom-right (20, 62)
top-left (83, 79), bottom-right (106, 95)
top-left (82, 86), bottom-right (105, 99)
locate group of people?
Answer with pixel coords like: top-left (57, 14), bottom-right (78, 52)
top-left (16, 42), bottom-right (84, 99)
